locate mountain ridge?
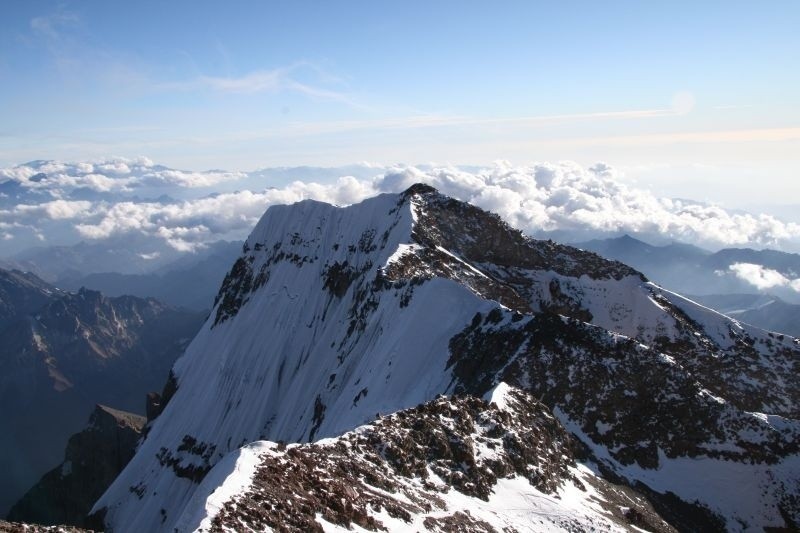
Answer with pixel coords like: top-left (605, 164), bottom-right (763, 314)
top-left (177, 384), bottom-right (677, 532)
top-left (576, 234), bottom-right (800, 305)
top-left (93, 185), bottom-right (800, 531)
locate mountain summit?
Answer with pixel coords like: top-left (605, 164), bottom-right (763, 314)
top-left (94, 185), bottom-right (799, 532)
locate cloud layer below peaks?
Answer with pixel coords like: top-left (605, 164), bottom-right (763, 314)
top-left (1, 158), bottom-right (798, 253)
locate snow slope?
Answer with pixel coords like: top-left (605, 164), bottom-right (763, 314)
top-left (94, 185), bottom-right (800, 532)
top-left (94, 189), bottom-right (496, 531)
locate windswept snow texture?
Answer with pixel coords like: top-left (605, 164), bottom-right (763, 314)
top-left (95, 186), bottom-right (800, 532)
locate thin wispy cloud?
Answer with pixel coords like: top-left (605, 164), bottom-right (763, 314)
top-left (526, 127), bottom-right (800, 148)
top-left (162, 62), bottom-right (359, 107)
top-left (23, 10), bottom-right (358, 109)
top-left (198, 70), bottom-right (287, 93)
top-left (199, 70), bottom-right (354, 103)
top-left (712, 104), bottom-right (754, 111)
top-left (164, 106), bottom-right (687, 143)
top-left (297, 107), bottom-right (682, 135)
top-left (29, 10), bottom-right (80, 41)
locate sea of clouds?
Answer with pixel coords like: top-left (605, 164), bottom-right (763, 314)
top-left (1, 157), bottom-right (799, 257)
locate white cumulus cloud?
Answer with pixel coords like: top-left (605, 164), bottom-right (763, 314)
top-left (0, 157), bottom-right (245, 195)
top-left (2, 159), bottom-right (800, 254)
top-left (729, 263), bottom-right (800, 292)
top-left (10, 200), bottom-right (94, 220)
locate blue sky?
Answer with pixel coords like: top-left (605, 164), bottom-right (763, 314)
top-left (1, 1), bottom-right (799, 208)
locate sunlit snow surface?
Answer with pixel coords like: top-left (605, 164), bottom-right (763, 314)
top-left (94, 189), bottom-right (799, 532)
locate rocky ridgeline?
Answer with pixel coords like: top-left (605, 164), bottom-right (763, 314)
top-left (449, 311), bottom-right (800, 467)
top-left (208, 387), bottom-right (674, 532)
top-left (406, 183), bottom-right (641, 281)
top-left (384, 186), bottom-right (642, 317)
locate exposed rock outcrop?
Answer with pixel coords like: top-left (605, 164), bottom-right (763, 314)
top-left (0, 520), bottom-right (92, 532)
top-left (7, 405), bottom-right (145, 528)
top-left (201, 386), bottom-right (675, 532)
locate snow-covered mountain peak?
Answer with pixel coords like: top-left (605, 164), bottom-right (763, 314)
top-left (211, 183), bottom-right (648, 331)
top-left (93, 185), bottom-right (799, 532)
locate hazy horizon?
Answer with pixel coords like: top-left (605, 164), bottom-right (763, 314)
top-left (2, 158), bottom-right (800, 260)
top-left (2, 1), bottom-right (798, 213)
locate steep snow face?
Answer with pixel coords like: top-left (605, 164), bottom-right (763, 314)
top-left (95, 189), bottom-right (497, 531)
top-left (95, 185), bottom-right (800, 532)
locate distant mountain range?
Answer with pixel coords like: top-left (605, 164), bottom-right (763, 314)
top-left (575, 234), bottom-right (800, 305)
top-left (0, 237), bottom-right (241, 311)
top-left (0, 269), bottom-right (204, 516)
top-left (2, 237), bottom-right (240, 284)
top-left (56, 240), bottom-right (242, 311)
top-left (688, 293), bottom-right (800, 338)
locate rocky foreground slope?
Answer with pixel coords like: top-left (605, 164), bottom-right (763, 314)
top-left (176, 384), bottom-right (675, 532)
top-left (93, 184), bottom-right (799, 532)
top-left (0, 522), bottom-right (90, 533)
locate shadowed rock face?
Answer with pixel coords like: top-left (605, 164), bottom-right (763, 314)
top-left (0, 269), bottom-right (61, 332)
top-left (448, 311), bottom-right (800, 468)
top-left (0, 280), bottom-right (204, 516)
top-left (7, 405), bottom-right (144, 527)
top-left (385, 189), bottom-right (643, 318)
top-left (408, 191), bottom-right (642, 281)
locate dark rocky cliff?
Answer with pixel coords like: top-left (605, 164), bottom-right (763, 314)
top-left (7, 405), bottom-right (145, 528)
